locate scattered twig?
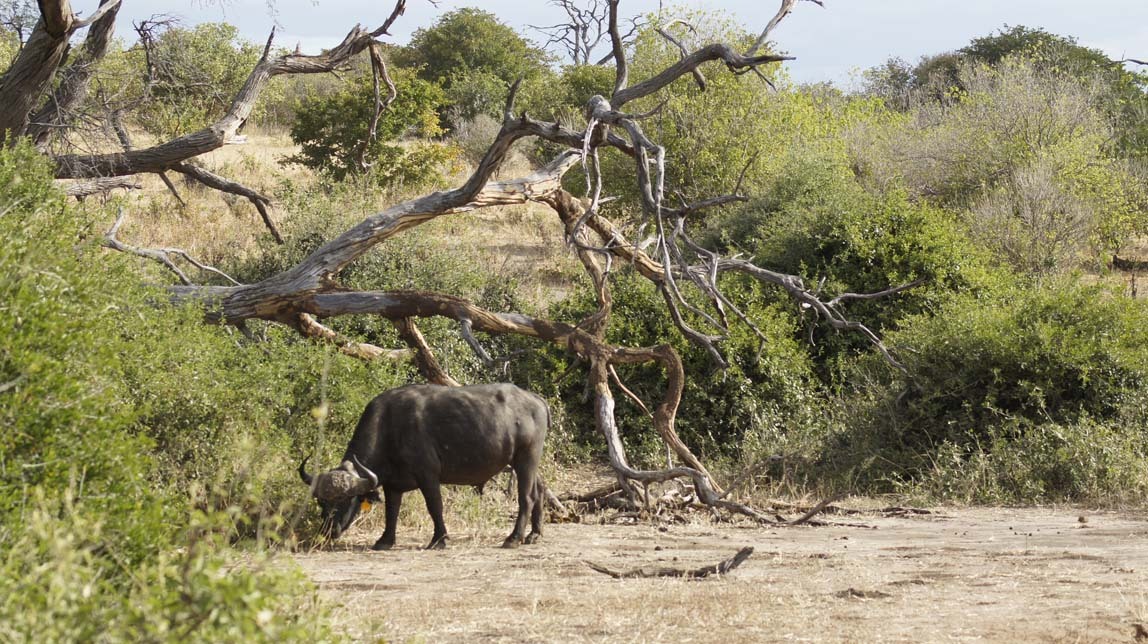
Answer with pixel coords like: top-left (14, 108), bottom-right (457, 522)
top-left (559, 481), bottom-right (624, 503)
top-left (586, 546), bottom-right (753, 579)
top-left (788, 492), bottom-right (847, 526)
top-left (0, 376), bottom-right (26, 395)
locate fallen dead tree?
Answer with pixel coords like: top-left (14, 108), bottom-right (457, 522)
top-left (11, 0), bottom-right (922, 523)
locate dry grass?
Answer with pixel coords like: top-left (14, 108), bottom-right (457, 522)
top-left (97, 129), bottom-right (307, 265)
top-left (96, 129), bottom-right (583, 304)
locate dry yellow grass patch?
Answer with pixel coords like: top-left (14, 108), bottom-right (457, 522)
top-left (96, 129), bottom-right (583, 306)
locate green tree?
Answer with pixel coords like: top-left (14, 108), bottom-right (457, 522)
top-left (394, 8), bottom-right (557, 124)
top-left (128, 22), bottom-right (263, 139)
top-left (396, 8), bottom-right (553, 87)
top-left (287, 66), bottom-right (454, 185)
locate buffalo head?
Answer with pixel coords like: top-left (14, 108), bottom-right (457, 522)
top-left (298, 454), bottom-right (380, 539)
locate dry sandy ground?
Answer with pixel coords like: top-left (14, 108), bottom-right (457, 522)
top-left (293, 503), bottom-right (1148, 643)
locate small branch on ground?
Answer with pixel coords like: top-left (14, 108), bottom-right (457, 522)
top-left (586, 546), bottom-right (754, 579)
top-left (788, 493), bottom-right (847, 526)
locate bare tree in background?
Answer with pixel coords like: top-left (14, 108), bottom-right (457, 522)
top-left (4, 0), bottom-right (911, 520)
top-left (0, 0), bottom-right (37, 48)
top-left (531, 0), bottom-right (641, 66)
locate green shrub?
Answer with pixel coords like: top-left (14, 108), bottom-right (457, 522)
top-left (832, 281), bottom-right (1148, 500)
top-left (703, 157), bottom-right (1000, 379)
top-left (287, 66), bottom-right (453, 186)
top-left (395, 8), bottom-right (552, 88)
top-left (0, 142), bottom-right (344, 640)
top-left (0, 494), bottom-right (332, 643)
top-left (850, 56), bottom-right (1148, 272)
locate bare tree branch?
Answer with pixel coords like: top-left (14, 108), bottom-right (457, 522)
top-left (611, 45), bottom-right (791, 107)
top-left (51, 2), bottom-right (411, 179)
top-left (61, 175), bottom-right (141, 197)
top-left (296, 313), bottom-right (414, 363)
top-left (103, 208), bottom-right (241, 286)
top-left (531, 0), bottom-right (641, 66)
top-left (170, 161), bottom-right (284, 243)
top-left (746, 0), bottom-right (824, 57)
top-left (357, 41), bottom-right (398, 172)
top-left (27, 0), bottom-right (120, 147)
top-left (393, 317), bottom-right (462, 387)
top-left (0, 0), bottom-right (74, 137)
top-left (606, 0), bottom-right (629, 96)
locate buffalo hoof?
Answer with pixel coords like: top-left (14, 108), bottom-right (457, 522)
top-left (524, 532), bottom-right (541, 545)
top-left (371, 538), bottom-right (394, 551)
top-left (426, 536), bottom-right (448, 550)
top-left (501, 537), bottom-right (521, 549)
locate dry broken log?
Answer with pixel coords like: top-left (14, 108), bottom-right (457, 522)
top-left (586, 546), bottom-right (754, 579)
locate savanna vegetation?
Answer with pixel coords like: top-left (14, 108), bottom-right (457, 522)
top-left (2, 0), bottom-right (1147, 640)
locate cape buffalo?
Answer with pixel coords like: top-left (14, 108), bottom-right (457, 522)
top-left (299, 383), bottom-right (549, 550)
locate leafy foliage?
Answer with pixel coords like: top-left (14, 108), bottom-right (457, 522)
top-left (0, 142), bottom-right (359, 641)
top-left (396, 8), bottom-right (553, 88)
top-left (832, 282), bottom-right (1148, 501)
top-left (287, 66), bottom-right (456, 187)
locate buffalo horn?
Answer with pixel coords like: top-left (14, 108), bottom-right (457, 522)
top-left (298, 456), bottom-right (315, 486)
top-left (350, 454), bottom-right (379, 490)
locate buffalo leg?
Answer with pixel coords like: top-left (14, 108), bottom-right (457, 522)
top-left (372, 487), bottom-right (403, 551)
top-left (503, 460), bottom-right (536, 548)
top-left (419, 481), bottom-right (448, 549)
top-left (524, 476), bottom-right (544, 545)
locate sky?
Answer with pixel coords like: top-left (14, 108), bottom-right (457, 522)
top-left (75, 1), bottom-right (1148, 86)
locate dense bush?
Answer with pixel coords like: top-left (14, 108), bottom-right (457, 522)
top-left (830, 282), bottom-right (1148, 501)
top-left (851, 56), bottom-right (1148, 273)
top-left (287, 66), bottom-right (457, 188)
top-left (702, 156), bottom-right (1000, 379)
top-left (0, 142), bottom-right (378, 641)
top-left (129, 23), bottom-right (263, 140)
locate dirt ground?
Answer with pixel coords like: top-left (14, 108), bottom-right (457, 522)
top-left (293, 496), bottom-right (1148, 643)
